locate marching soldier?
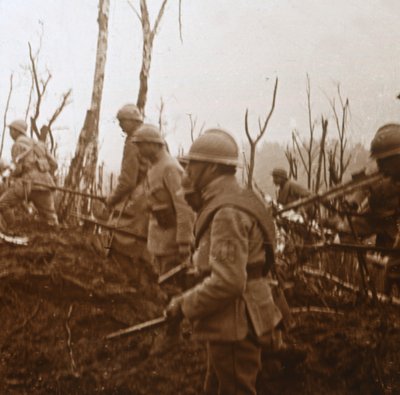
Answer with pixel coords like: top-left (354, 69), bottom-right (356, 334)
top-left (132, 124), bottom-right (194, 355)
top-left (165, 128), bottom-right (282, 395)
top-left (105, 104), bottom-right (145, 208)
top-left (0, 119), bottom-right (58, 229)
top-left (132, 124), bottom-right (194, 281)
top-left (102, 104), bottom-right (151, 286)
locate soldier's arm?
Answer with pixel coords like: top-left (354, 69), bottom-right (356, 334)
top-left (45, 147), bottom-right (58, 172)
top-left (10, 143), bottom-right (25, 176)
top-left (181, 207), bottom-right (251, 319)
top-left (291, 181), bottom-right (311, 198)
top-left (108, 141), bottom-right (139, 207)
top-left (163, 165), bottom-right (194, 246)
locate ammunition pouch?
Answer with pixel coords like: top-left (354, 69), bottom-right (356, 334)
top-left (151, 202), bottom-right (176, 229)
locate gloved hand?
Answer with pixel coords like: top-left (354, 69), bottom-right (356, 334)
top-left (164, 296), bottom-right (184, 322)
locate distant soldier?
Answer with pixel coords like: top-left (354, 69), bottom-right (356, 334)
top-left (102, 104), bottom-right (151, 285)
top-left (0, 119), bottom-right (58, 229)
top-left (165, 129), bottom-right (282, 395)
top-left (272, 167), bottom-right (311, 206)
top-left (132, 124), bottom-right (194, 280)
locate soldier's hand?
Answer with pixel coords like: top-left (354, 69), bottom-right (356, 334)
top-left (164, 296), bottom-right (184, 322)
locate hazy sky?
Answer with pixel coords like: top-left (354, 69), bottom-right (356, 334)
top-left (0, 0), bottom-right (399, 171)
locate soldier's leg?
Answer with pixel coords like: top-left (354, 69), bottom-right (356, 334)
top-left (204, 342), bottom-right (219, 395)
top-left (29, 190), bottom-right (59, 225)
top-left (208, 336), bottom-right (261, 395)
top-left (0, 183), bottom-right (25, 230)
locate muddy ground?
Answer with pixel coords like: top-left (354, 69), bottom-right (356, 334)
top-left (0, 222), bottom-right (399, 395)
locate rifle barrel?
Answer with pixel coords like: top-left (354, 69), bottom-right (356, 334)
top-left (33, 182), bottom-right (105, 200)
top-left (277, 172), bottom-right (383, 214)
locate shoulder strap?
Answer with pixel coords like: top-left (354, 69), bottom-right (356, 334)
top-left (195, 189), bottom-right (276, 248)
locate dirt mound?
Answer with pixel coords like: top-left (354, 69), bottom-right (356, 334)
top-left (0, 223), bottom-right (399, 394)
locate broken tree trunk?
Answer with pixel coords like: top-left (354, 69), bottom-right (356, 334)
top-left (60, 0), bottom-right (110, 219)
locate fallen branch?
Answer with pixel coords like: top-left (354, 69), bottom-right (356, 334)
top-left (65, 304), bottom-right (79, 377)
top-left (291, 306), bottom-right (344, 315)
top-left (301, 266), bottom-right (400, 306)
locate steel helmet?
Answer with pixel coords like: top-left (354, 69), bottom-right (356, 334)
top-left (116, 104), bottom-right (143, 122)
top-left (131, 124), bottom-right (165, 144)
top-left (184, 128), bottom-right (240, 167)
top-left (9, 119), bottom-right (28, 135)
top-left (370, 124), bottom-right (400, 159)
top-left (272, 167), bottom-right (288, 179)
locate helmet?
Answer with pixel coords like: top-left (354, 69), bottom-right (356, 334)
top-left (370, 124), bottom-right (400, 159)
top-left (272, 167), bottom-right (288, 179)
top-left (116, 104), bottom-right (143, 122)
top-left (131, 124), bottom-right (165, 144)
top-left (184, 128), bottom-right (240, 166)
top-left (9, 119), bottom-right (28, 135)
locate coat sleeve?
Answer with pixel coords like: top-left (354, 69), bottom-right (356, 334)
top-left (181, 207), bottom-right (251, 320)
top-left (108, 140), bottom-right (139, 207)
top-left (163, 165), bottom-right (194, 246)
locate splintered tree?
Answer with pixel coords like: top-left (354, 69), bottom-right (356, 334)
top-left (128, 0), bottom-right (169, 116)
top-left (60, 0), bottom-right (110, 217)
top-left (244, 77), bottom-right (278, 190)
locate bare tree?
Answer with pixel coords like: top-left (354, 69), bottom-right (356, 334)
top-left (284, 133), bottom-right (299, 180)
top-left (244, 77), bottom-right (278, 190)
top-left (27, 42), bottom-right (71, 149)
top-left (63, 0), bottom-right (110, 195)
top-left (128, 0), bottom-right (169, 116)
top-left (329, 84), bottom-right (351, 182)
top-left (1, 74), bottom-right (14, 158)
top-left (187, 113), bottom-right (205, 143)
top-left (315, 117), bottom-right (328, 193)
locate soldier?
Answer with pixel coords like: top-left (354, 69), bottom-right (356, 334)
top-left (105, 104), bottom-right (145, 208)
top-left (272, 167), bottom-right (311, 206)
top-left (102, 104), bottom-right (151, 286)
top-left (370, 123), bottom-right (400, 182)
top-left (132, 124), bottom-right (194, 281)
top-left (165, 128), bottom-right (282, 395)
top-left (0, 119), bottom-right (58, 229)
top-left (369, 123), bottom-right (400, 295)
top-left (132, 124), bottom-right (194, 355)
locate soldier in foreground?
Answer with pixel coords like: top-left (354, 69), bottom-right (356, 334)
top-left (165, 128), bottom-right (282, 395)
top-left (0, 119), bottom-right (58, 229)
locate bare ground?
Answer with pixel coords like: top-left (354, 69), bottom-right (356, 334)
top-left (0, 222), bottom-right (399, 395)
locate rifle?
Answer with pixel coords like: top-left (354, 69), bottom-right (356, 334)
top-left (32, 182), bottom-right (106, 201)
top-left (158, 261), bottom-right (189, 285)
top-left (71, 212), bottom-right (146, 240)
top-left (277, 172), bottom-right (383, 215)
top-left (305, 242), bottom-right (400, 255)
top-left (106, 316), bottom-right (167, 339)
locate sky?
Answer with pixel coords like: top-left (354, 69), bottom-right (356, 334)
top-left (0, 0), bottom-right (399, 172)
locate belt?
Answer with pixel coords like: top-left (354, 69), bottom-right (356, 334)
top-left (246, 262), bottom-right (266, 280)
top-left (200, 262), bottom-right (266, 281)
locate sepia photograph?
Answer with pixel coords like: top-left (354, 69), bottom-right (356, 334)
top-left (0, 1), bottom-right (399, 394)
